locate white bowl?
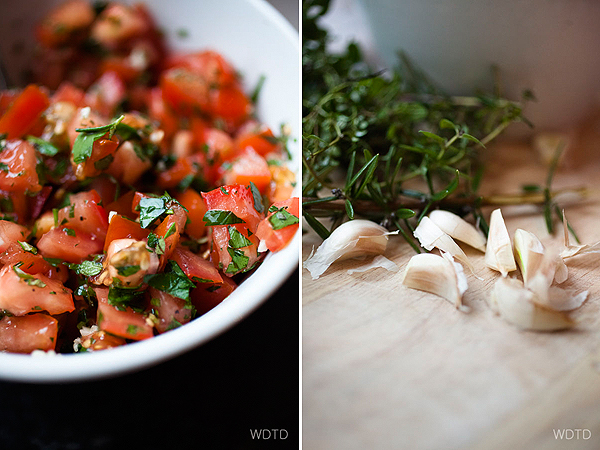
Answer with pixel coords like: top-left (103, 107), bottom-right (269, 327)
top-left (0, 0), bottom-right (299, 382)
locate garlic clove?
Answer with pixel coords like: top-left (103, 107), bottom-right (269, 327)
top-left (303, 219), bottom-right (397, 280)
top-left (402, 252), bottom-right (467, 309)
top-left (413, 216), bottom-right (475, 274)
top-left (490, 277), bottom-right (574, 331)
top-left (428, 210), bottom-right (486, 252)
top-left (513, 228), bottom-right (545, 284)
top-left (537, 286), bottom-right (588, 311)
top-left (485, 209), bottom-right (517, 276)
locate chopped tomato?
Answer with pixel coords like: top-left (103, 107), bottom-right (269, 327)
top-left (104, 214), bottom-right (149, 252)
top-left (0, 314), bottom-right (58, 353)
top-left (36, 0), bottom-right (94, 48)
top-left (56, 190), bottom-right (109, 240)
top-left (0, 264), bottom-right (74, 315)
top-left (84, 71), bottom-right (126, 118)
top-left (90, 3), bottom-right (149, 50)
top-left (100, 57), bottom-right (142, 84)
top-left (167, 51), bottom-right (238, 87)
top-left (191, 276), bottom-right (236, 316)
top-left (210, 224), bottom-right (261, 276)
top-left (52, 81), bottom-right (86, 106)
top-left (0, 140), bottom-right (42, 193)
top-left (37, 227), bottom-right (103, 263)
top-left (153, 205), bottom-right (187, 267)
top-left (156, 153), bottom-right (205, 189)
top-left (236, 122), bottom-right (280, 157)
top-left (209, 84), bottom-right (251, 128)
top-left (219, 148), bottom-right (272, 193)
top-left (0, 85), bottom-right (50, 139)
top-left (160, 67), bottom-right (210, 116)
top-left (67, 107), bottom-right (107, 148)
top-left (148, 288), bottom-right (193, 334)
top-left (204, 127), bottom-right (236, 165)
top-left (73, 135), bottom-right (120, 180)
top-left (175, 189), bottom-right (208, 239)
top-left (0, 220), bottom-right (28, 252)
top-left (256, 198), bottom-right (299, 252)
top-left (0, 243), bottom-right (69, 283)
top-left (95, 287), bottom-right (153, 340)
top-left (106, 190), bottom-right (137, 219)
top-left (202, 184), bottom-right (264, 232)
top-left (106, 141), bottom-right (152, 185)
top-left (171, 246), bottom-right (222, 285)
top-left (148, 87), bottom-right (178, 140)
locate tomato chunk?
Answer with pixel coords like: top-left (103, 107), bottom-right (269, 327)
top-left (57, 190), bottom-right (109, 240)
top-left (149, 288), bottom-right (193, 334)
top-left (175, 189), bottom-right (208, 239)
top-left (201, 184), bottom-right (264, 232)
top-left (256, 198), bottom-right (299, 252)
top-left (219, 148), bottom-right (272, 193)
top-left (37, 227), bottom-right (103, 263)
top-left (0, 264), bottom-right (74, 316)
top-left (191, 276), bottom-right (236, 316)
top-left (36, 0), bottom-right (95, 48)
top-left (95, 287), bottom-right (153, 340)
top-left (0, 85), bottom-right (50, 139)
top-left (0, 140), bottom-right (42, 193)
top-left (104, 214), bottom-right (149, 252)
top-left (171, 246), bottom-right (222, 285)
top-left (0, 314), bottom-right (58, 353)
top-left (0, 220), bottom-right (28, 253)
top-left (160, 68), bottom-right (210, 116)
top-left (236, 123), bottom-right (280, 157)
top-left (0, 243), bottom-right (69, 283)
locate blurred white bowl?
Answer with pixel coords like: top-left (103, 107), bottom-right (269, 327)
top-left (0, 0), bottom-right (299, 382)
top-left (353, 0), bottom-right (600, 132)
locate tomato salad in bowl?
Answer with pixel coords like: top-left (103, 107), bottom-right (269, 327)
top-left (0, 0), bottom-right (299, 356)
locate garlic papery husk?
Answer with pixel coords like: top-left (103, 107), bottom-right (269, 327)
top-left (489, 277), bottom-right (574, 331)
top-left (402, 252), bottom-right (468, 309)
top-left (485, 209), bottom-right (517, 276)
top-left (538, 287), bottom-right (588, 311)
top-left (513, 229), bottom-right (545, 284)
top-left (413, 216), bottom-right (475, 274)
top-left (561, 211), bottom-right (600, 259)
top-left (428, 210), bottom-right (486, 252)
top-left (346, 255), bottom-right (399, 275)
top-left (303, 220), bottom-right (397, 280)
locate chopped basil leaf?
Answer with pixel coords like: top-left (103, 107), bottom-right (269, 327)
top-left (203, 210), bottom-right (245, 226)
top-left (137, 192), bottom-right (186, 228)
top-left (107, 286), bottom-right (144, 309)
top-left (18, 241), bottom-right (38, 255)
top-left (147, 232), bottom-right (166, 255)
top-left (249, 182), bottom-right (264, 214)
top-left (72, 115), bottom-right (124, 164)
top-left (12, 265), bottom-right (46, 288)
top-left (68, 260), bottom-right (103, 277)
top-left (144, 260), bottom-right (194, 301)
top-left (268, 206), bottom-right (299, 230)
top-left (116, 265), bottom-right (140, 277)
top-left (0, 162), bottom-right (8, 172)
top-left (225, 247), bottom-right (249, 274)
top-left (27, 136), bottom-right (59, 156)
top-left (228, 226), bottom-right (252, 249)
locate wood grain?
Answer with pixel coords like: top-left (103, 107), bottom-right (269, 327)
top-left (302, 140), bottom-right (600, 450)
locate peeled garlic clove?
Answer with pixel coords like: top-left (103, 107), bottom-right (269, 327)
top-left (485, 209), bottom-right (517, 276)
top-left (402, 252), bottom-right (467, 309)
top-left (513, 229), bottom-right (544, 284)
top-left (428, 210), bottom-right (486, 252)
top-left (413, 216), bottom-right (475, 274)
top-left (303, 219), bottom-right (396, 280)
top-left (490, 277), bottom-right (574, 331)
top-left (537, 286), bottom-right (588, 311)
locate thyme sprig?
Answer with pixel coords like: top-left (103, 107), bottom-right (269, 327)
top-left (302, 0), bottom-right (548, 249)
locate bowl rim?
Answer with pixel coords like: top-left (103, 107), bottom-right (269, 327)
top-left (0, 0), bottom-right (299, 384)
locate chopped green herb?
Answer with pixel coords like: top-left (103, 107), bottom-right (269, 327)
top-left (63, 228), bottom-right (76, 236)
top-left (12, 265), bottom-right (46, 288)
top-left (137, 192), bottom-right (186, 228)
top-left (18, 241), bottom-right (38, 255)
top-left (203, 210), bottom-right (245, 226)
top-left (225, 247), bottom-right (249, 274)
top-left (147, 232), bottom-right (166, 255)
top-left (144, 260), bottom-right (195, 301)
top-left (268, 206), bottom-right (299, 230)
top-left (27, 136), bottom-right (60, 156)
top-left (72, 115), bottom-right (124, 164)
top-left (249, 182), bottom-right (264, 214)
top-left (67, 260), bottom-right (103, 277)
top-left (228, 226), bottom-right (252, 249)
top-left (116, 265), bottom-right (140, 277)
top-left (164, 222), bottom-right (177, 239)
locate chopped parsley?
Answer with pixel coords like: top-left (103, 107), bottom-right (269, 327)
top-left (72, 115), bottom-right (124, 164)
top-left (67, 260), bottom-right (103, 277)
top-left (12, 265), bottom-right (46, 288)
top-left (147, 232), bottom-right (166, 255)
top-left (18, 241), bottom-right (38, 254)
top-left (249, 182), bottom-right (264, 214)
top-left (203, 210), bottom-right (245, 226)
top-left (116, 265), bottom-right (140, 277)
top-left (27, 136), bottom-right (59, 156)
top-left (144, 260), bottom-right (195, 301)
top-left (268, 206), bottom-right (299, 230)
top-left (228, 226), bottom-right (252, 249)
top-left (137, 192), bottom-right (186, 228)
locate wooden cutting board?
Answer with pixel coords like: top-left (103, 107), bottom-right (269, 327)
top-left (302, 140), bottom-right (600, 450)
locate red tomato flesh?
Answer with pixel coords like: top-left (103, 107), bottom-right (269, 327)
top-left (95, 287), bottom-right (153, 340)
top-left (256, 197), bottom-right (299, 252)
top-left (149, 288), bottom-right (193, 334)
top-left (191, 275), bottom-right (236, 316)
top-left (0, 85), bottom-right (50, 139)
top-left (37, 227), bottom-right (103, 263)
top-left (0, 314), bottom-right (58, 353)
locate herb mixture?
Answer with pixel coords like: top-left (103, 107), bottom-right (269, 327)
top-left (0, 0), bottom-right (299, 353)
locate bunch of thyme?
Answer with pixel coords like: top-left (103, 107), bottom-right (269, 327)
top-left (302, 0), bottom-right (581, 249)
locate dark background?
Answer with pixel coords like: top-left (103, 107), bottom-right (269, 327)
top-left (0, 270), bottom-right (299, 449)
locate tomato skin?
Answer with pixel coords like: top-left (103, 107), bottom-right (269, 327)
top-left (0, 314), bottom-right (58, 353)
top-left (153, 206), bottom-right (187, 268)
top-left (191, 275), bottom-right (236, 316)
top-left (106, 190), bottom-right (137, 220)
top-left (171, 246), bottom-right (222, 285)
top-left (0, 85), bottom-right (50, 139)
top-left (37, 227), bottom-right (103, 263)
top-left (148, 288), bottom-right (193, 334)
top-left (156, 153), bottom-right (204, 190)
top-left (219, 148), bottom-right (272, 193)
top-left (0, 264), bottom-right (74, 316)
top-left (57, 190), bottom-right (109, 241)
top-left (0, 220), bottom-right (28, 253)
top-left (95, 287), bottom-right (153, 340)
top-left (256, 198), bottom-right (299, 252)
top-left (0, 140), bottom-right (42, 193)
top-left (175, 189), bottom-right (208, 239)
top-left (104, 214), bottom-right (149, 252)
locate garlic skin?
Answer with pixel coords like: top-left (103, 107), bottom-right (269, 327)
top-left (303, 220), bottom-right (396, 280)
top-left (513, 228), bottom-right (545, 284)
top-left (428, 210), bottom-right (486, 252)
top-left (485, 209), bottom-right (517, 276)
top-left (402, 252), bottom-right (467, 309)
top-left (489, 277), bottom-right (574, 331)
top-left (413, 216), bottom-right (475, 273)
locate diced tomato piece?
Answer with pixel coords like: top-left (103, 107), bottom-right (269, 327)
top-left (0, 220), bottom-right (28, 253)
top-left (56, 190), bottom-right (109, 240)
top-left (0, 140), bottom-right (42, 193)
top-left (0, 243), bottom-right (69, 283)
top-left (106, 190), bottom-right (136, 219)
top-left (37, 227), bottom-right (103, 263)
top-left (67, 107), bottom-right (107, 148)
top-left (85, 71), bottom-right (126, 118)
top-left (209, 84), bottom-right (251, 127)
top-left (202, 184), bottom-right (264, 232)
top-left (156, 153), bottom-right (205, 189)
top-left (0, 314), bottom-right (58, 353)
top-left (191, 276), bottom-right (236, 316)
top-left (30, 186), bottom-right (53, 220)
top-left (153, 205), bottom-right (187, 267)
top-left (175, 189), bottom-right (208, 239)
top-left (166, 51), bottom-right (238, 87)
top-left (256, 198), bottom-right (299, 252)
top-left (74, 135), bottom-right (120, 180)
top-left (7, 191), bottom-right (30, 224)
top-left (210, 224), bottom-right (261, 276)
top-left (267, 164), bottom-right (296, 203)
top-left (0, 264), bottom-right (74, 315)
top-left (236, 122), bottom-right (280, 157)
top-left (219, 148), bottom-right (272, 193)
top-left (0, 85), bottom-right (50, 139)
top-left (148, 88), bottom-right (178, 140)
top-left (106, 140), bottom-right (151, 185)
top-left (160, 67), bottom-right (210, 116)
top-left (95, 287), bottom-right (153, 340)
top-left (52, 81), bottom-right (85, 106)
top-left (36, 0), bottom-right (94, 48)
top-left (100, 57), bottom-right (142, 84)
top-left (148, 288), bottom-right (193, 334)
top-left (90, 4), bottom-right (149, 50)
top-left (0, 91), bottom-right (18, 116)
top-left (171, 246), bottom-right (222, 285)
top-left (204, 127), bottom-right (236, 163)
top-left (104, 214), bottom-right (149, 252)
